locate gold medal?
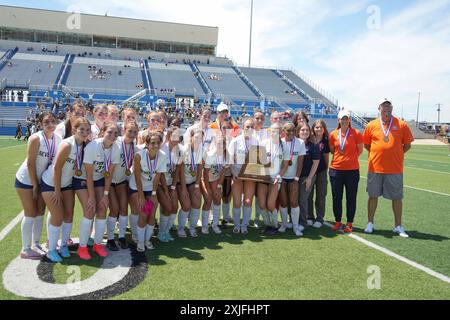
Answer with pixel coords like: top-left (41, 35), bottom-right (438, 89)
top-left (288, 160), bottom-right (293, 166)
top-left (191, 172), bottom-right (196, 177)
top-left (340, 150), bottom-right (344, 155)
top-left (75, 169), bottom-right (82, 177)
top-left (384, 137), bottom-right (389, 142)
top-left (104, 172), bottom-right (111, 178)
top-left (125, 169), bottom-right (131, 176)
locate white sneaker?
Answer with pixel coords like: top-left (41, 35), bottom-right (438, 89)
top-left (297, 224), bottom-right (305, 232)
top-left (177, 228), bottom-right (187, 238)
top-left (132, 235), bottom-right (138, 244)
top-left (253, 220), bottom-right (260, 228)
top-left (312, 221), bottom-right (322, 229)
top-left (278, 224), bottom-right (287, 233)
top-left (145, 240), bottom-right (154, 250)
top-left (241, 227), bottom-right (248, 234)
top-left (307, 219), bottom-right (314, 226)
top-left (286, 222), bottom-right (293, 229)
top-left (189, 227), bottom-right (198, 238)
top-left (233, 226), bottom-right (240, 234)
top-left (201, 226), bottom-right (210, 235)
top-left (393, 226), bottom-right (409, 238)
top-left (212, 225), bottom-right (222, 234)
top-left (294, 227), bottom-right (303, 237)
top-left (364, 222), bottom-right (374, 234)
top-left (137, 241), bottom-right (145, 252)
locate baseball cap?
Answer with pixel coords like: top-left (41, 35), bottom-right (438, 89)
top-left (379, 98), bottom-right (392, 106)
top-left (217, 103), bottom-right (229, 113)
top-left (338, 109), bottom-right (351, 119)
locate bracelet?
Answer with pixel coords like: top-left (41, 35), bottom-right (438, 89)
top-left (294, 177), bottom-right (300, 182)
top-left (152, 191), bottom-right (157, 196)
top-left (218, 184), bottom-right (222, 189)
top-left (195, 184), bottom-right (200, 189)
top-left (170, 185), bottom-right (176, 190)
top-left (103, 190), bottom-right (109, 196)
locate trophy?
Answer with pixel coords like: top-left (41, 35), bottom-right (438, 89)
top-left (238, 145), bottom-right (273, 183)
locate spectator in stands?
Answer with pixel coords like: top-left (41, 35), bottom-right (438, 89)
top-left (15, 122), bottom-right (22, 140)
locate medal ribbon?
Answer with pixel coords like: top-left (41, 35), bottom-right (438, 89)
top-left (42, 132), bottom-right (56, 164)
top-left (289, 139), bottom-right (295, 162)
top-left (102, 143), bottom-right (112, 175)
top-left (190, 147), bottom-right (199, 173)
top-left (380, 117), bottom-right (393, 140)
top-left (339, 128), bottom-right (350, 153)
top-left (123, 140), bottom-right (133, 171)
top-left (147, 150), bottom-right (158, 177)
top-left (75, 141), bottom-right (83, 172)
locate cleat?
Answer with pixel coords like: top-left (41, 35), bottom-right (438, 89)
top-left (118, 237), bottom-right (129, 249)
top-left (212, 225), bottom-right (222, 234)
top-left (157, 232), bottom-right (169, 243)
top-left (233, 226), bottom-right (240, 234)
top-left (286, 222), bottom-right (293, 229)
top-left (137, 241), bottom-right (145, 252)
top-left (278, 224), bottom-right (287, 233)
top-left (93, 244), bottom-right (108, 257)
top-left (106, 239), bottom-right (119, 251)
top-left (46, 250), bottom-right (62, 263)
top-left (343, 223), bottom-right (353, 233)
top-left (77, 246), bottom-right (91, 260)
top-left (201, 227), bottom-right (210, 235)
top-left (20, 248), bottom-right (43, 260)
top-left (59, 245), bottom-right (71, 258)
top-left (332, 222), bottom-right (342, 232)
top-left (364, 222), bottom-right (375, 234)
top-left (189, 228), bottom-right (198, 238)
top-left (166, 232), bottom-right (175, 241)
top-left (145, 240), bottom-right (154, 250)
top-left (312, 221), bottom-right (323, 229)
top-left (177, 228), bottom-right (187, 238)
top-left (240, 227), bottom-right (248, 234)
top-left (307, 219), bottom-right (314, 226)
top-left (294, 227), bottom-right (304, 237)
top-left (393, 226), bottom-right (409, 238)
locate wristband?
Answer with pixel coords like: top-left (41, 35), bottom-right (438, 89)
top-left (103, 190), bottom-right (109, 196)
top-left (170, 185), bottom-right (176, 190)
top-left (152, 191), bottom-right (157, 196)
top-left (218, 184), bottom-right (222, 189)
top-left (195, 184), bottom-right (200, 189)
top-left (294, 177), bottom-right (299, 182)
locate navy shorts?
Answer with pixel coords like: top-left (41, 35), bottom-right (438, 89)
top-left (282, 178), bottom-right (295, 184)
top-left (129, 188), bottom-right (153, 197)
top-left (40, 180), bottom-right (73, 193)
top-left (72, 177), bottom-right (105, 190)
top-left (14, 178), bottom-right (33, 189)
top-left (111, 180), bottom-right (127, 188)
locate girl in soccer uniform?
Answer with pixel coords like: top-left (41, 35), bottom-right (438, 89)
top-left (55, 103), bottom-right (87, 138)
top-left (75, 122), bottom-right (121, 260)
top-left (129, 131), bottom-right (167, 252)
top-left (107, 104), bottom-right (119, 124)
top-left (183, 107), bottom-right (215, 152)
top-left (219, 118), bottom-right (233, 226)
top-left (157, 126), bottom-right (182, 242)
top-left (15, 112), bottom-right (61, 260)
top-left (228, 118), bottom-right (259, 234)
top-left (90, 104), bottom-right (109, 139)
top-left (257, 122), bottom-right (284, 233)
top-left (41, 118), bottom-right (91, 262)
top-left (106, 120), bottom-right (139, 251)
top-left (138, 111), bottom-right (161, 145)
top-left (279, 122), bottom-right (307, 236)
top-left (177, 128), bottom-right (204, 238)
top-left (202, 134), bottom-right (227, 234)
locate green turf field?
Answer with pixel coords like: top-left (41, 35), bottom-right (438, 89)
top-left (1, 137), bottom-right (449, 300)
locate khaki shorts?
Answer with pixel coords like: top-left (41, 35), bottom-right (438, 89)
top-left (366, 173), bottom-right (404, 200)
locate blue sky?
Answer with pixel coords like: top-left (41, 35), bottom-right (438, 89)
top-left (1, 0), bottom-right (450, 122)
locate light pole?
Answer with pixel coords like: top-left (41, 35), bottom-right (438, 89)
top-left (437, 103), bottom-right (442, 124)
top-left (248, 0), bottom-right (254, 68)
top-left (416, 92), bottom-right (421, 127)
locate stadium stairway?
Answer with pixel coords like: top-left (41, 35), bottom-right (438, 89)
top-left (143, 60), bottom-right (154, 89)
top-left (232, 65), bottom-right (264, 99)
top-left (189, 62), bottom-right (212, 96)
top-left (0, 47), bottom-right (18, 73)
top-left (273, 69), bottom-right (312, 103)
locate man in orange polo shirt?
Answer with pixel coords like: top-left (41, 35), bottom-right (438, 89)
top-left (363, 99), bottom-right (414, 238)
top-left (209, 102), bottom-right (240, 137)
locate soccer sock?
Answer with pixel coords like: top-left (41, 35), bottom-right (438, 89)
top-left (79, 217), bottom-right (93, 247)
top-left (189, 208), bottom-right (200, 229)
top-left (107, 217), bottom-right (117, 240)
top-left (261, 209), bottom-right (270, 226)
top-left (130, 214), bottom-right (139, 239)
top-left (232, 207), bottom-right (241, 228)
top-left (94, 218), bottom-right (107, 245)
top-left (47, 223), bottom-right (61, 252)
top-left (32, 215), bottom-right (44, 245)
top-left (46, 213), bottom-right (52, 237)
top-left (178, 210), bottom-right (188, 230)
top-left (222, 202), bottom-right (230, 221)
top-left (145, 224), bottom-right (155, 242)
top-left (280, 207), bottom-right (288, 227)
top-left (168, 214), bottom-right (177, 231)
top-left (255, 201), bottom-right (261, 221)
top-left (159, 215), bottom-right (169, 235)
top-left (118, 216), bottom-right (128, 238)
top-left (137, 226), bottom-right (145, 244)
top-left (242, 206), bottom-right (252, 228)
top-left (21, 216), bottom-right (34, 250)
top-left (271, 209), bottom-right (279, 228)
top-left (201, 210), bottom-right (210, 228)
top-left (61, 222), bottom-right (73, 247)
top-left (291, 207), bottom-right (300, 228)
top-left (212, 205), bottom-right (221, 226)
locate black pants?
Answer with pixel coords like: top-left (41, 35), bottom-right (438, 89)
top-left (329, 169), bottom-right (360, 223)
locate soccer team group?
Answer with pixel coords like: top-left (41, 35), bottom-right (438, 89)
top-left (14, 99), bottom-right (414, 263)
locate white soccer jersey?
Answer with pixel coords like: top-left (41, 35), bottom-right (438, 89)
top-left (55, 122), bottom-right (66, 138)
top-left (183, 123), bottom-right (215, 150)
top-left (281, 137), bottom-right (306, 179)
top-left (204, 149), bottom-right (226, 182)
top-left (180, 144), bottom-right (204, 185)
top-left (265, 139), bottom-right (285, 180)
top-left (80, 138), bottom-right (121, 181)
top-left (112, 136), bottom-right (139, 184)
top-left (228, 134), bottom-right (259, 177)
top-left (161, 142), bottom-right (182, 186)
top-left (90, 123), bottom-right (101, 140)
top-left (16, 131), bottom-right (62, 186)
top-left (128, 149), bottom-right (167, 192)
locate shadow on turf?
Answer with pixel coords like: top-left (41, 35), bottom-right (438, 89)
top-left (352, 227), bottom-right (450, 241)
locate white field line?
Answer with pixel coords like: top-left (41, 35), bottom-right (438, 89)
top-left (359, 175), bottom-right (450, 197)
top-left (0, 144), bottom-right (27, 150)
top-left (323, 222), bottom-right (450, 284)
top-left (0, 211), bottom-right (23, 243)
top-left (359, 159), bottom-right (450, 175)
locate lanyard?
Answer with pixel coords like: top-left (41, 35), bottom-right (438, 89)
top-left (339, 128), bottom-right (350, 153)
top-left (146, 150), bottom-right (158, 176)
top-left (42, 132), bottom-right (56, 164)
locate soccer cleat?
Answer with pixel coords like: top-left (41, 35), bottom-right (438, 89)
top-left (177, 228), bottom-right (187, 238)
top-left (93, 244), bottom-right (108, 257)
top-left (343, 223), bottom-right (353, 233)
top-left (59, 245), bottom-right (71, 258)
top-left (157, 232), bottom-right (169, 243)
top-left (241, 227), bottom-right (248, 234)
top-left (253, 219), bottom-right (260, 229)
top-left (212, 225), bottom-right (222, 234)
top-left (201, 226), bottom-right (210, 235)
top-left (118, 237), bottom-right (129, 249)
top-left (46, 250), bottom-right (63, 263)
top-left (32, 243), bottom-right (46, 254)
top-left (233, 226), bottom-right (240, 234)
top-left (189, 228), bottom-right (198, 238)
top-left (307, 219), bottom-right (314, 226)
top-left (20, 248), bottom-right (43, 260)
top-left (106, 239), bottom-right (119, 251)
top-left (364, 222), bottom-right (375, 234)
top-left (393, 226), bottom-right (409, 238)
top-left (166, 232), bottom-right (175, 241)
top-left (145, 240), bottom-right (154, 250)
top-left (332, 222), bottom-right (343, 232)
top-left (312, 221), bottom-right (323, 229)
top-left (278, 224), bottom-right (287, 233)
top-left (297, 224), bottom-right (305, 232)
top-left (286, 222), bottom-right (293, 229)
top-left (294, 227), bottom-right (304, 237)
top-left (137, 241), bottom-right (145, 252)
top-left (77, 246), bottom-right (91, 260)
top-left (67, 238), bottom-right (74, 246)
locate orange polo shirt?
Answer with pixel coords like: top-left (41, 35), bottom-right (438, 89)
top-left (329, 127), bottom-right (364, 171)
top-left (363, 117), bottom-right (414, 174)
top-left (209, 119), bottom-right (240, 137)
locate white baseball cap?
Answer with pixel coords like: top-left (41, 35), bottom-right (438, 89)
top-left (379, 98), bottom-right (392, 106)
top-left (338, 109), bottom-right (351, 119)
top-left (217, 103), bottom-right (229, 112)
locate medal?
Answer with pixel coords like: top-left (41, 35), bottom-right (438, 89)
top-left (288, 160), bottom-right (293, 166)
top-left (190, 147), bottom-right (200, 177)
top-left (191, 171), bottom-right (196, 177)
top-left (103, 141), bottom-right (112, 179)
top-left (75, 140), bottom-right (83, 176)
top-left (380, 116), bottom-right (393, 143)
top-left (75, 170), bottom-right (82, 177)
top-left (123, 140), bottom-right (134, 177)
top-left (339, 128), bottom-right (350, 155)
top-left (42, 132), bottom-right (56, 165)
top-left (125, 169), bottom-right (131, 176)
top-left (289, 139), bottom-right (295, 166)
top-left (104, 171), bottom-right (110, 178)
top-left (146, 149), bottom-right (158, 179)
top-left (384, 137), bottom-right (389, 142)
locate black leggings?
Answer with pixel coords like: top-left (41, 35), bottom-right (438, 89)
top-left (329, 169), bottom-right (360, 223)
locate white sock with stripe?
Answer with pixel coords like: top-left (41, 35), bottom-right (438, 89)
top-left (280, 207), bottom-right (289, 227)
top-left (291, 207), bottom-right (300, 228)
top-left (47, 223), bottom-right (61, 252)
top-left (21, 216), bottom-right (34, 250)
top-left (242, 206), bottom-right (252, 228)
top-left (189, 209), bottom-right (200, 229)
top-left (61, 222), bottom-right (73, 247)
top-left (94, 218), bottom-right (106, 245)
top-left (201, 210), bottom-right (210, 228)
top-left (212, 205), bottom-right (221, 226)
top-left (145, 225), bottom-right (155, 242)
top-left (32, 215), bottom-right (44, 246)
top-left (107, 217), bottom-right (117, 240)
top-left (232, 207), bottom-right (241, 228)
top-left (79, 217), bottom-right (93, 247)
top-left (137, 226), bottom-right (145, 244)
top-left (178, 210), bottom-right (189, 230)
top-left (118, 216), bottom-right (128, 238)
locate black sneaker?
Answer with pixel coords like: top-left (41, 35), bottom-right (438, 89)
top-left (106, 239), bottom-right (119, 251)
top-left (118, 237), bottom-right (129, 249)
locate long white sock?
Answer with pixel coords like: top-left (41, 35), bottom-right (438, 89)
top-left (94, 218), bottom-right (107, 244)
top-left (159, 215), bottom-right (169, 235)
top-left (222, 202), bottom-right (230, 221)
top-left (79, 217), bottom-right (93, 247)
top-left (137, 226), bottom-right (145, 243)
top-left (32, 215), bottom-right (44, 245)
top-left (271, 209), bottom-right (279, 228)
top-left (130, 214), bottom-right (139, 239)
top-left (280, 207), bottom-right (288, 226)
top-left (145, 224), bottom-right (155, 242)
top-left (107, 217), bottom-right (117, 240)
top-left (168, 214), bottom-right (177, 231)
top-left (46, 213), bottom-right (51, 238)
top-left (255, 200), bottom-right (261, 221)
top-left (47, 223), bottom-right (61, 252)
top-left (242, 206), bottom-right (252, 228)
top-left (201, 210), bottom-right (210, 228)
top-left (21, 216), bottom-right (34, 250)
top-left (212, 205), bottom-right (221, 226)
top-left (232, 207), bottom-right (241, 228)
top-left (261, 209), bottom-right (270, 226)
top-left (118, 216), bottom-right (128, 238)
top-left (61, 222), bottom-right (73, 246)
top-left (178, 210), bottom-right (188, 230)
top-left (189, 208), bottom-right (200, 229)
top-left (291, 207), bottom-right (300, 228)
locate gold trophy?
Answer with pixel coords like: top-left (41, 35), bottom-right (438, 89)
top-left (238, 145), bottom-right (272, 183)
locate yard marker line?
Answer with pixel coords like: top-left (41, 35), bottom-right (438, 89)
top-left (1, 144), bottom-right (27, 150)
top-left (323, 222), bottom-right (450, 284)
top-left (359, 176), bottom-right (450, 197)
top-left (359, 160), bottom-right (450, 175)
top-left (0, 211), bottom-right (23, 243)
